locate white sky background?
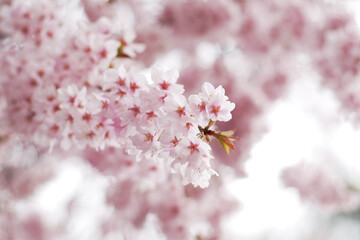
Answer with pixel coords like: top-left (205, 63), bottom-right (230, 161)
top-left (20, 1), bottom-right (360, 239)
top-left (224, 70), bottom-right (357, 240)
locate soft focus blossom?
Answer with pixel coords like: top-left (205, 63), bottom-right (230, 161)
top-left (2, 0), bottom-right (360, 239)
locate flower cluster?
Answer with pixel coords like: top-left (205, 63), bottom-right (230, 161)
top-left (0, 0), bottom-right (236, 189)
top-left (51, 66), bottom-right (235, 188)
top-left (0, 0), bottom-right (239, 236)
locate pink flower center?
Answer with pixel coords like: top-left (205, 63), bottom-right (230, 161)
top-left (171, 136), bottom-right (180, 147)
top-left (159, 81), bottom-right (170, 90)
top-left (198, 101), bottom-right (206, 112)
top-left (211, 105), bottom-right (220, 116)
top-left (130, 82), bottom-right (139, 92)
top-left (144, 133), bottom-right (154, 141)
top-left (146, 111), bottom-right (157, 120)
top-left (187, 142), bottom-right (199, 153)
top-left (176, 106), bottom-right (186, 117)
top-left (82, 113), bottom-right (92, 122)
top-left (128, 105), bottom-right (140, 117)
